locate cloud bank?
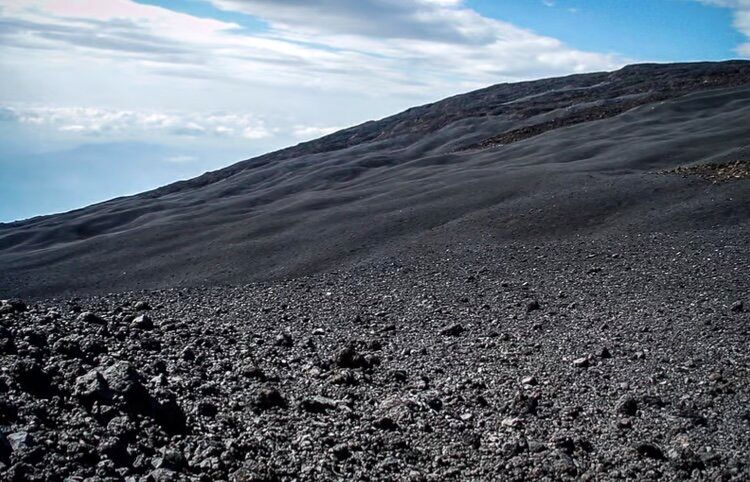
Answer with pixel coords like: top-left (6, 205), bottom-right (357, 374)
top-left (0, 0), bottom-right (625, 99)
top-left (1, 105), bottom-right (272, 139)
top-left (0, 104), bottom-right (355, 145)
top-left (0, 0), bottom-right (638, 157)
top-left (699, 0), bottom-right (750, 56)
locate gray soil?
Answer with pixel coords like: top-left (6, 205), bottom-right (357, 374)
top-left (1, 61), bottom-right (749, 481)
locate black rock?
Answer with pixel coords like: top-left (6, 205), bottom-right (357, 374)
top-left (551, 434), bottom-right (575, 454)
top-left (572, 356), bottom-right (590, 368)
top-left (642, 395), bottom-right (666, 408)
top-left (521, 376), bottom-right (538, 386)
top-left (181, 347), bottom-right (196, 361)
top-left (615, 395), bottom-right (638, 416)
top-left (526, 300), bottom-right (541, 313)
top-left (5, 463), bottom-right (35, 481)
top-left (274, 332), bottom-right (293, 347)
top-left (132, 314), bottom-right (154, 330)
top-left (730, 300), bottom-right (744, 313)
top-left (330, 370), bottom-right (358, 386)
top-left (512, 390), bottom-right (539, 416)
top-left (21, 329), bottom-right (46, 348)
top-left (102, 361), bottom-right (152, 413)
top-left (677, 407), bottom-right (708, 427)
top-left (153, 391), bottom-right (187, 434)
top-left (11, 359), bottom-right (52, 397)
top-left (196, 400), bottom-right (218, 418)
top-left (0, 330), bottom-right (16, 355)
top-left (98, 437), bottom-right (130, 467)
top-left (303, 336), bottom-right (316, 350)
top-left (373, 416), bottom-right (398, 430)
top-left (365, 354), bottom-right (381, 367)
top-left (0, 299), bottom-right (27, 314)
top-left (255, 388), bottom-right (286, 410)
top-left (562, 405), bottom-right (582, 419)
top-left (82, 338), bottom-right (107, 357)
top-left (153, 359), bottom-right (168, 374)
top-left (331, 443), bottom-right (351, 461)
top-left (596, 346), bottom-right (612, 358)
top-left (151, 447), bottom-right (187, 471)
top-left (389, 369), bottom-right (408, 383)
top-left (668, 447), bottom-right (705, 473)
top-left (334, 344), bottom-right (367, 368)
top-left (0, 400), bottom-right (18, 425)
top-left (424, 395), bottom-right (443, 411)
top-left (0, 433), bottom-right (10, 462)
top-left (52, 337), bottom-right (84, 359)
top-left (106, 415), bottom-right (137, 440)
top-left (299, 395), bottom-right (337, 414)
top-left (74, 369), bottom-right (112, 404)
top-left (6, 432), bottom-right (33, 452)
top-left (504, 437), bottom-right (530, 457)
top-left (147, 468), bottom-right (179, 482)
top-left (77, 311), bottom-right (106, 324)
top-left (241, 366), bottom-right (266, 380)
top-left (635, 442), bottom-right (665, 460)
top-left (463, 432), bottom-right (481, 449)
top-left (229, 466), bottom-right (280, 482)
top-left (553, 451), bottom-right (578, 476)
top-left (439, 323), bottom-right (464, 336)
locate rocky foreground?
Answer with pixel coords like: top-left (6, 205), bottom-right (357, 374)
top-left (1, 227), bottom-right (749, 481)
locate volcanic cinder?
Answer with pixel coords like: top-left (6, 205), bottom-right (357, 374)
top-left (0, 61), bottom-right (749, 481)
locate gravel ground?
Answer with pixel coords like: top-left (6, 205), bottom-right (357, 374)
top-left (666, 160), bottom-right (750, 183)
top-left (2, 227), bottom-right (749, 481)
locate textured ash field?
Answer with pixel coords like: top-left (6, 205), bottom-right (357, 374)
top-left (2, 229), bottom-right (749, 481)
top-left (1, 62), bottom-right (749, 481)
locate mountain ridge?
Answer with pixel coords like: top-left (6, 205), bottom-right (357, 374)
top-left (3, 60), bottom-right (748, 228)
top-left (1, 60), bottom-right (749, 298)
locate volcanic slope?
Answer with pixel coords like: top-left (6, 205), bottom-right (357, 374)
top-left (1, 61), bottom-right (750, 298)
top-left (1, 61), bottom-right (750, 482)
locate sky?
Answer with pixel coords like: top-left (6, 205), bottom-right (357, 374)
top-left (1, 0), bottom-right (748, 222)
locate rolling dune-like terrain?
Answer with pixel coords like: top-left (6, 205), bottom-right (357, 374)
top-left (2, 61), bottom-right (750, 298)
top-left (1, 61), bottom-right (749, 481)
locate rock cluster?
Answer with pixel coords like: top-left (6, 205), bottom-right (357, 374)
top-left (1, 229), bottom-right (749, 480)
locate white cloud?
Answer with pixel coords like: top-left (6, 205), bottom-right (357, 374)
top-left (698, 0), bottom-right (750, 57)
top-left (209, 0), bottom-right (625, 83)
top-left (293, 125), bottom-right (342, 140)
top-left (0, 0), bottom-right (644, 169)
top-left (165, 155), bottom-right (198, 163)
top-left (2, 105), bottom-right (272, 140)
top-left (58, 124), bottom-right (88, 132)
top-left (240, 127), bottom-right (270, 139)
top-left (0, 0), bottom-right (626, 99)
top-left (0, 0), bottom-right (640, 159)
top-left (0, 0), bottom-right (742, 157)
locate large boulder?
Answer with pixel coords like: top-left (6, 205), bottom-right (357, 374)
top-left (76, 362), bottom-right (186, 434)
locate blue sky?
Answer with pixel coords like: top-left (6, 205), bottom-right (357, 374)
top-left (1, 0), bottom-right (748, 222)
